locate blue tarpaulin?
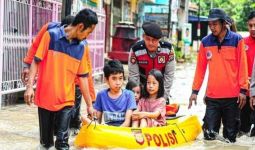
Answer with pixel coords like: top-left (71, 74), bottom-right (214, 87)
top-left (188, 15), bottom-right (208, 22)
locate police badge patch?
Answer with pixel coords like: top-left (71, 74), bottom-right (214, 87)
top-left (158, 56), bottom-right (165, 64)
top-left (206, 50), bottom-right (212, 60)
top-left (169, 55), bottom-right (174, 62)
top-left (130, 56), bottom-right (136, 64)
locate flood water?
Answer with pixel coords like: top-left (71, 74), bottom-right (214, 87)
top-left (0, 63), bottom-right (255, 150)
top-left (170, 63), bottom-right (255, 150)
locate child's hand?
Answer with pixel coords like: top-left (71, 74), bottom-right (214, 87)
top-left (132, 112), bottom-right (145, 120)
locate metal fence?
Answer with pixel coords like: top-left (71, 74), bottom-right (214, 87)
top-left (0, 0), bottom-right (62, 107)
top-left (0, 0), bottom-right (106, 108)
top-left (86, 7), bottom-right (105, 77)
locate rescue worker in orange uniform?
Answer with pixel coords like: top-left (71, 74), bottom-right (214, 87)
top-left (188, 8), bottom-right (248, 143)
top-left (21, 16), bottom-right (96, 135)
top-left (24, 9), bottom-right (98, 149)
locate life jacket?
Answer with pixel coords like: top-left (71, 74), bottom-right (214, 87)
top-left (131, 40), bottom-right (174, 84)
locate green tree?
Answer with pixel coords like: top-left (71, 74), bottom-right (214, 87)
top-left (190, 0), bottom-right (255, 31)
top-left (238, 0), bottom-right (255, 31)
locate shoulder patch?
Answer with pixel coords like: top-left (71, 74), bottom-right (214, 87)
top-left (132, 40), bottom-right (146, 52)
top-left (160, 41), bottom-right (172, 49)
top-left (130, 56), bottom-right (137, 64)
top-left (169, 55), bottom-right (175, 62)
top-left (160, 48), bottom-right (170, 54)
top-left (158, 56), bottom-right (166, 64)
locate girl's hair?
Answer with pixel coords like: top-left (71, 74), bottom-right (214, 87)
top-left (126, 79), bottom-right (144, 97)
top-left (144, 69), bottom-right (164, 99)
top-left (126, 79), bottom-right (139, 90)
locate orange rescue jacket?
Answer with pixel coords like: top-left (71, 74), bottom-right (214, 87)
top-left (23, 22), bottom-right (96, 101)
top-left (192, 30), bottom-right (248, 98)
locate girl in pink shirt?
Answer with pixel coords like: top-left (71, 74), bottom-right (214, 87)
top-left (132, 69), bottom-right (166, 127)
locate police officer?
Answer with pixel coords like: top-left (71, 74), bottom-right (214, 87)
top-left (128, 22), bottom-right (175, 102)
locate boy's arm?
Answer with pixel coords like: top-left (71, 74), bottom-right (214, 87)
top-left (121, 109), bottom-right (133, 127)
top-left (121, 91), bottom-right (137, 127)
top-left (96, 111), bottom-right (102, 124)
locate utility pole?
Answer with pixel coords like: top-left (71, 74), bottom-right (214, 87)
top-left (167, 0), bottom-right (172, 38)
top-left (197, 0), bottom-right (200, 52)
top-left (61, 0), bottom-right (72, 20)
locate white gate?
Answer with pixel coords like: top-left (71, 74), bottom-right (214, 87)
top-left (0, 0), bottom-right (61, 108)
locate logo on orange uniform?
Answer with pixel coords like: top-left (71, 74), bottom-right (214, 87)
top-left (206, 50), bottom-right (212, 60)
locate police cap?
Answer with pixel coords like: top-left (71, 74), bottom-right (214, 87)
top-left (142, 22), bottom-right (162, 39)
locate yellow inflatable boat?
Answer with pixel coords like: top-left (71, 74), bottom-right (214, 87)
top-left (75, 115), bottom-right (202, 149)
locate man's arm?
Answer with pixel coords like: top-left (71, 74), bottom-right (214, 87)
top-left (237, 38), bottom-right (248, 109)
top-left (189, 43), bottom-right (207, 109)
top-left (85, 46), bottom-right (96, 101)
top-left (22, 23), bottom-right (49, 84)
top-left (163, 56), bottom-right (175, 99)
top-left (77, 45), bottom-right (95, 115)
top-left (251, 62), bottom-right (255, 97)
top-left (24, 31), bottom-right (50, 105)
top-left (23, 23), bottom-right (49, 65)
top-left (237, 39), bottom-right (248, 93)
top-left (128, 48), bottom-right (140, 82)
top-left (250, 59), bottom-right (255, 110)
top-left (24, 60), bottom-right (38, 105)
top-left (78, 77), bottom-right (93, 114)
